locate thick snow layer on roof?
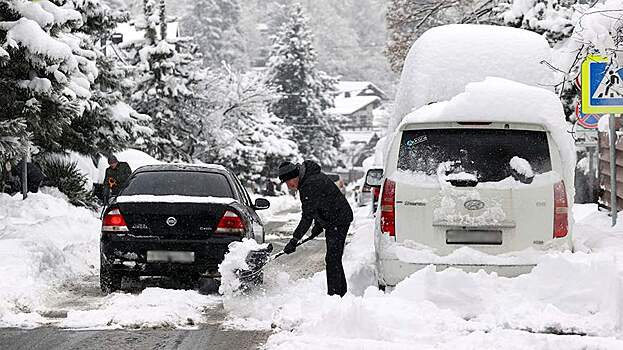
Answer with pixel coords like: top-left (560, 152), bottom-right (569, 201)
top-left (391, 24), bottom-right (553, 131)
top-left (400, 77), bottom-right (575, 203)
top-left (328, 95), bottom-right (380, 115)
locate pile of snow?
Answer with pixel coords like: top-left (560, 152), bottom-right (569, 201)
top-left (218, 239), bottom-right (270, 296)
top-left (222, 205), bottom-right (623, 349)
top-left (0, 192), bottom-right (100, 327)
top-left (61, 288), bottom-right (220, 329)
top-left (390, 24), bottom-right (553, 131)
top-left (256, 194), bottom-right (301, 223)
top-left (399, 78), bottom-right (575, 206)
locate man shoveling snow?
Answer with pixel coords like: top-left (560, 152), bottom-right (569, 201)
top-left (278, 160), bottom-right (354, 297)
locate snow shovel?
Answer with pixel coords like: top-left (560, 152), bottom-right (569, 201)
top-left (238, 235), bottom-right (317, 282)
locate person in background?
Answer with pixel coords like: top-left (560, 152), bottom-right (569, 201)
top-left (11, 159), bottom-right (46, 193)
top-left (103, 155), bottom-right (132, 202)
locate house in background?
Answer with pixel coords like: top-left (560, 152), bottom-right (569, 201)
top-left (328, 81), bottom-right (389, 130)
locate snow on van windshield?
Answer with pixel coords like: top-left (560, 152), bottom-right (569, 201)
top-left (398, 128), bottom-right (552, 183)
top-left (399, 77), bottom-right (575, 203)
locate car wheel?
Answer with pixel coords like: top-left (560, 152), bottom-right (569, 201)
top-left (100, 262), bottom-right (122, 294)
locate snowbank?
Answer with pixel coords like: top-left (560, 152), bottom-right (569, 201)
top-left (221, 205), bottom-right (623, 349)
top-left (218, 239), bottom-right (269, 296)
top-left (256, 194), bottom-right (301, 223)
top-left (0, 192), bottom-right (100, 327)
top-left (61, 288), bottom-right (220, 329)
top-left (390, 24), bottom-right (553, 131)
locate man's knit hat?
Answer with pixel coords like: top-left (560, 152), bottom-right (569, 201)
top-left (278, 162), bottom-right (299, 183)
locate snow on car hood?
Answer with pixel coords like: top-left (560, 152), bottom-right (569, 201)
top-left (115, 195), bottom-right (237, 204)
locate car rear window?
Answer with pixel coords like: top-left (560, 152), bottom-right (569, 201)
top-left (121, 171), bottom-right (233, 197)
top-left (398, 128), bottom-right (552, 182)
top-left (327, 174), bottom-right (340, 182)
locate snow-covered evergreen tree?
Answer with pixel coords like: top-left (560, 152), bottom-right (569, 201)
top-left (125, 0), bottom-right (207, 161)
top-left (0, 0), bottom-right (97, 156)
top-left (0, 0), bottom-right (150, 161)
top-left (181, 0), bottom-right (245, 67)
top-left (72, 0), bottom-right (152, 156)
top-left (266, 3), bottom-right (342, 169)
top-left (201, 67), bottom-right (300, 188)
top-left (494, 0), bottom-right (577, 45)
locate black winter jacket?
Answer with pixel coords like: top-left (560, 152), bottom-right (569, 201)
top-left (292, 160), bottom-right (353, 241)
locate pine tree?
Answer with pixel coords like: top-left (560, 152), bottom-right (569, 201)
top-left (0, 0), bottom-right (97, 155)
top-left (126, 0), bottom-right (208, 161)
top-left (71, 0), bottom-right (152, 156)
top-left (267, 4), bottom-right (342, 169)
top-left (181, 0), bottom-right (245, 67)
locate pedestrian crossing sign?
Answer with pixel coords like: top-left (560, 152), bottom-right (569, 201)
top-left (581, 55), bottom-right (623, 114)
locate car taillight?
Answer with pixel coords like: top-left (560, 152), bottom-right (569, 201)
top-left (553, 180), bottom-right (568, 238)
top-left (380, 179), bottom-right (395, 237)
top-left (102, 208), bottom-right (129, 232)
top-left (215, 210), bottom-right (245, 235)
top-left (372, 187), bottom-right (380, 199)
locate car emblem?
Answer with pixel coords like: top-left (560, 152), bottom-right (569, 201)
top-left (166, 217), bottom-right (177, 227)
top-left (464, 200), bottom-right (485, 211)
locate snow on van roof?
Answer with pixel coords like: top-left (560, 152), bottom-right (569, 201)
top-left (390, 24), bottom-right (554, 131)
top-left (400, 77), bottom-right (576, 202)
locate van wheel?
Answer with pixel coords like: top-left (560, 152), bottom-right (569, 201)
top-left (100, 263), bottom-right (121, 294)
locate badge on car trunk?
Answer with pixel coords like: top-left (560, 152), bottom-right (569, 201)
top-left (464, 199), bottom-right (485, 210)
top-left (166, 216), bottom-right (177, 226)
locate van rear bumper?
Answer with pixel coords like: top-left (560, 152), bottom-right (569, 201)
top-left (377, 258), bottom-right (536, 287)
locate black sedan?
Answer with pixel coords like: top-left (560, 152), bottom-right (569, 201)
top-left (99, 163), bottom-right (270, 293)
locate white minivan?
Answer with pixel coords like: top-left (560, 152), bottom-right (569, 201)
top-left (370, 115), bottom-right (573, 288)
top-left (369, 24), bottom-right (575, 289)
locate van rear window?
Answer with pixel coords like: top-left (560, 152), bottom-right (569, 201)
top-left (398, 129), bottom-right (552, 182)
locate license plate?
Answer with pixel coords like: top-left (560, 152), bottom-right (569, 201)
top-left (147, 251), bottom-right (195, 263)
top-left (446, 230), bottom-right (502, 245)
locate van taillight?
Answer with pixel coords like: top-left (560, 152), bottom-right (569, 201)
top-left (553, 180), bottom-right (568, 238)
top-left (215, 210), bottom-right (245, 235)
top-left (102, 208), bottom-right (129, 232)
top-left (380, 178), bottom-right (396, 237)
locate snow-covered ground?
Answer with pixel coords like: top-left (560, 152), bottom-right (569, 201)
top-left (4, 191), bottom-right (623, 349)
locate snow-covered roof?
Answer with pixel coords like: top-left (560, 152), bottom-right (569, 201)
top-left (328, 95), bottom-right (381, 116)
top-left (114, 21), bottom-right (179, 44)
top-left (336, 81), bottom-right (387, 99)
top-left (391, 24), bottom-right (554, 131)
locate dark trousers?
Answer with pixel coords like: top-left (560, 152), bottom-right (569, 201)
top-left (325, 225), bottom-right (349, 297)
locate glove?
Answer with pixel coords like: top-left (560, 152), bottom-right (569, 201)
top-left (310, 225), bottom-right (323, 239)
top-left (283, 238), bottom-right (298, 254)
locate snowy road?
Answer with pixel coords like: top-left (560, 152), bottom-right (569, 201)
top-left (0, 199), bottom-right (323, 350)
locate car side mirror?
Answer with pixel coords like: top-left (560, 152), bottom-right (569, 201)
top-left (254, 198), bottom-right (270, 210)
top-left (365, 168), bottom-right (384, 188)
